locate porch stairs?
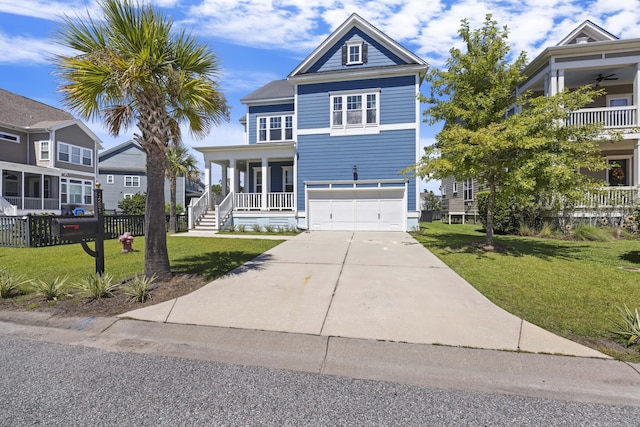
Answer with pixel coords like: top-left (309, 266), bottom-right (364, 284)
top-left (193, 210), bottom-right (219, 232)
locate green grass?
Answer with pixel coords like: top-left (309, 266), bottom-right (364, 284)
top-left (0, 236), bottom-right (283, 284)
top-left (412, 222), bottom-right (640, 361)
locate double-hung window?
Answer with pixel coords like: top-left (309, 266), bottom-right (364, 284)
top-left (257, 115), bottom-right (293, 142)
top-left (330, 90), bottom-right (379, 135)
top-left (58, 142), bottom-right (93, 167)
top-left (125, 176), bottom-right (140, 188)
top-left (463, 179), bottom-right (473, 201)
top-left (342, 41), bottom-right (368, 65)
top-left (39, 141), bottom-right (50, 161)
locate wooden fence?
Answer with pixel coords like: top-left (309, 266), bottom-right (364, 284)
top-left (0, 213), bottom-right (188, 248)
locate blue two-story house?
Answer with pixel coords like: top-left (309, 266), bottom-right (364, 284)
top-left (193, 13), bottom-right (428, 231)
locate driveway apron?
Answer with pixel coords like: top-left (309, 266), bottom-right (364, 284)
top-left (122, 231), bottom-right (606, 357)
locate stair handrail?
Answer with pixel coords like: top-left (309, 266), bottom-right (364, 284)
top-left (188, 190), bottom-right (209, 229)
top-left (216, 191), bottom-right (234, 230)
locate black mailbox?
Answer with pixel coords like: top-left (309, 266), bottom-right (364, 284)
top-left (52, 218), bottom-right (99, 241)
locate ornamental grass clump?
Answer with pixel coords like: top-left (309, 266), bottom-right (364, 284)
top-left (572, 222), bottom-right (614, 242)
top-left (28, 276), bottom-right (71, 301)
top-left (612, 305), bottom-right (640, 349)
top-left (123, 275), bottom-right (156, 303)
top-left (73, 272), bottom-right (118, 300)
top-left (0, 269), bottom-right (28, 299)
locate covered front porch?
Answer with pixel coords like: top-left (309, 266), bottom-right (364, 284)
top-left (1, 161), bottom-right (61, 215)
top-left (191, 142), bottom-right (297, 229)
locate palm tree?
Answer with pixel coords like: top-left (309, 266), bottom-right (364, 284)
top-left (53, 0), bottom-right (229, 280)
top-left (166, 144), bottom-right (200, 233)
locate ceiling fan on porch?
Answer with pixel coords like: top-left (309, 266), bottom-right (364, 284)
top-left (592, 73), bottom-right (618, 86)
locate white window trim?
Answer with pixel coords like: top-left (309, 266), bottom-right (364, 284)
top-left (39, 140), bottom-right (50, 161)
top-left (106, 175), bottom-right (114, 184)
top-left (329, 89), bottom-right (380, 136)
top-left (606, 94), bottom-right (632, 107)
top-left (123, 193), bottom-right (135, 199)
top-left (282, 166), bottom-right (293, 192)
top-left (452, 182), bottom-right (458, 195)
top-left (346, 41), bottom-right (363, 65)
top-left (256, 114), bottom-right (293, 143)
top-left (606, 155), bottom-right (633, 186)
top-left (58, 141), bottom-right (93, 167)
top-left (60, 178), bottom-right (93, 205)
top-left (124, 175), bottom-right (140, 188)
top-left (0, 131), bottom-right (19, 143)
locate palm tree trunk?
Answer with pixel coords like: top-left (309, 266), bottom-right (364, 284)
top-left (144, 142), bottom-right (171, 281)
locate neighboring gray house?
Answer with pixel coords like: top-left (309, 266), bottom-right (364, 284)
top-left (98, 140), bottom-right (202, 212)
top-left (0, 88), bottom-right (102, 216)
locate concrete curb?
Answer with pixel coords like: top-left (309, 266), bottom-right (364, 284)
top-left (1, 311), bottom-right (639, 408)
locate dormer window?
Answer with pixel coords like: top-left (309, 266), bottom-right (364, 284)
top-left (342, 41), bottom-right (368, 66)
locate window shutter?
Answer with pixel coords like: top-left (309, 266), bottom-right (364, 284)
top-left (362, 43), bottom-right (368, 63)
top-left (341, 45), bottom-right (347, 65)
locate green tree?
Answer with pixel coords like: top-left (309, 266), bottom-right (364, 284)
top-left (416, 15), bottom-right (608, 245)
top-left (54, 0), bottom-right (229, 280)
top-left (421, 190), bottom-right (441, 211)
top-left (118, 193), bottom-right (146, 215)
top-left (166, 144), bottom-right (200, 233)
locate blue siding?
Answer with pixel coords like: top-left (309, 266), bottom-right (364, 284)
top-left (247, 103), bottom-right (294, 144)
top-left (247, 161), bottom-right (293, 192)
top-left (297, 76), bottom-right (416, 130)
top-left (308, 28), bottom-right (405, 73)
top-left (297, 129), bottom-right (417, 211)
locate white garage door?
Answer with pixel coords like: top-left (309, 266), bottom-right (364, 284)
top-left (308, 188), bottom-right (405, 231)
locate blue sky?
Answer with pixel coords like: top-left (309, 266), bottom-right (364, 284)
top-left (1, 0), bottom-right (640, 191)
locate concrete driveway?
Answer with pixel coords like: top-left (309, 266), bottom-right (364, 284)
top-left (122, 231), bottom-right (606, 358)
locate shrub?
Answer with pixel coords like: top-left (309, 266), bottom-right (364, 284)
top-left (611, 305), bottom-right (640, 348)
top-left (0, 269), bottom-right (28, 299)
top-left (227, 224), bottom-right (236, 233)
top-left (477, 192), bottom-right (545, 235)
top-left (118, 193), bottom-right (146, 214)
top-left (264, 225), bottom-right (275, 233)
top-left (28, 276), bottom-right (71, 301)
top-left (122, 275), bottom-right (155, 303)
top-left (572, 222), bottom-right (614, 242)
top-left (237, 224), bottom-right (246, 233)
top-left (252, 224), bottom-right (262, 233)
top-left (73, 272), bottom-right (118, 299)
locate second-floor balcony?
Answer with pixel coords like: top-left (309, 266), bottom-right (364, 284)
top-left (568, 106), bottom-right (638, 129)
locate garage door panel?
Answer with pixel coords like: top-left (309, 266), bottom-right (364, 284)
top-left (308, 187), bottom-right (405, 231)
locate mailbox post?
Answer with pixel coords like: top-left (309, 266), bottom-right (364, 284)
top-left (51, 184), bottom-right (105, 275)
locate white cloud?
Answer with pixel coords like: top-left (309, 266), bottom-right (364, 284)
top-left (0, 0), bottom-right (94, 22)
top-left (0, 32), bottom-right (75, 64)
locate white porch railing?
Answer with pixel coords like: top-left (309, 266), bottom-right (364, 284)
top-left (268, 192), bottom-right (295, 210)
top-left (216, 192), bottom-right (234, 229)
top-left (234, 192), bottom-right (294, 211)
top-left (576, 186), bottom-right (639, 208)
top-left (188, 190), bottom-right (209, 229)
top-left (234, 193), bottom-right (262, 211)
top-left (568, 106), bottom-right (637, 129)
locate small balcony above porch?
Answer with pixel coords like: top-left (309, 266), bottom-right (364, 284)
top-left (568, 105), bottom-right (638, 129)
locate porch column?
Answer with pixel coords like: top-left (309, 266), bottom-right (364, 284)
top-left (550, 70), bottom-right (558, 96)
top-left (41, 173), bottom-right (45, 209)
top-left (634, 63), bottom-right (640, 128)
top-left (557, 69), bottom-right (565, 93)
top-left (634, 140), bottom-right (640, 187)
top-left (203, 164), bottom-right (211, 207)
top-left (261, 157), bottom-right (268, 210)
top-left (221, 163), bottom-right (228, 197)
top-left (544, 73), bottom-right (549, 97)
top-left (229, 159), bottom-right (236, 196)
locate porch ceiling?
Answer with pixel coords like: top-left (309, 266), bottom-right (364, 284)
top-left (528, 64), bottom-right (637, 93)
top-left (0, 160), bottom-right (61, 176)
top-left (196, 142), bottom-right (296, 163)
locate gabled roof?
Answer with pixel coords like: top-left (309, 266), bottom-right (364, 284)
top-left (556, 20), bottom-right (618, 46)
top-left (289, 13), bottom-right (427, 78)
top-left (99, 140), bottom-right (142, 161)
top-left (240, 79), bottom-right (294, 104)
top-left (0, 88), bottom-right (74, 128)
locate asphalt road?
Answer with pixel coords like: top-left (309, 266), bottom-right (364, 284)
top-left (1, 335), bottom-right (638, 426)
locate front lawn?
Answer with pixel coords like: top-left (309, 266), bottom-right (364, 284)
top-left (0, 236), bottom-right (282, 317)
top-left (412, 222), bottom-right (640, 361)
top-left (0, 236), bottom-right (281, 283)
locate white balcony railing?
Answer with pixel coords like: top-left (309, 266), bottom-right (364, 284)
top-left (568, 106), bottom-right (637, 129)
top-left (234, 192), bottom-right (294, 211)
top-left (576, 186), bottom-right (639, 209)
